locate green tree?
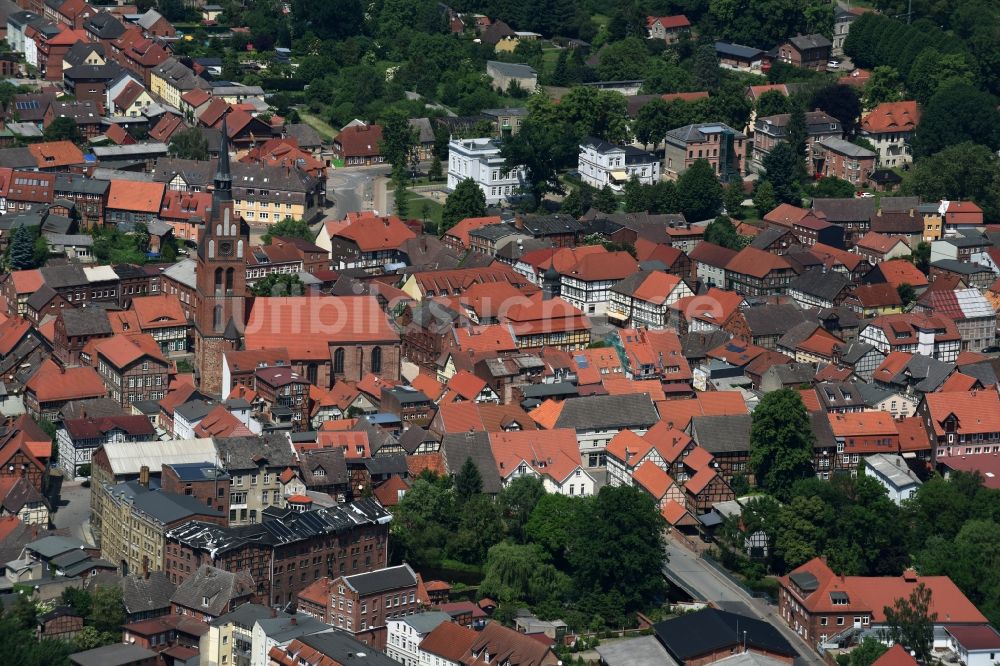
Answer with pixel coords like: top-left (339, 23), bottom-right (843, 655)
top-left (594, 185), bottom-right (618, 213)
top-left (901, 143), bottom-right (1000, 219)
top-left (597, 37), bottom-right (649, 81)
top-left (569, 485), bottom-right (666, 626)
top-left (440, 178), bottom-right (487, 234)
top-left (883, 583), bottom-right (936, 664)
top-left (723, 180), bottom-right (745, 218)
top-left (705, 216), bottom-right (742, 249)
top-left (525, 493), bottom-right (586, 567)
top-left (261, 217), bottom-right (312, 244)
top-left (677, 159), bottom-right (723, 221)
top-left (811, 85), bottom-right (863, 137)
top-left (250, 273), bottom-right (305, 296)
top-left (786, 103), bottom-right (808, 159)
top-left (907, 49), bottom-right (976, 105)
top-left (454, 457), bottom-right (483, 503)
top-left (756, 89), bottom-right (791, 117)
top-left (623, 178), bottom-right (649, 213)
top-left (72, 626), bottom-right (118, 651)
top-left (897, 283), bottom-right (916, 305)
top-left (692, 44), bottom-right (721, 91)
top-left (8, 225), bottom-right (37, 270)
top-left (89, 585), bottom-right (125, 633)
top-left (848, 637), bottom-right (889, 666)
top-left (750, 389), bottom-right (815, 500)
top-left (914, 81), bottom-right (1000, 157)
top-left (812, 177), bottom-right (858, 199)
top-left (479, 542), bottom-right (570, 610)
top-left (499, 475), bottom-right (545, 542)
top-left (560, 184), bottom-right (594, 218)
top-left (393, 176), bottom-right (410, 219)
top-left (864, 66), bottom-right (903, 107)
top-left (379, 109), bottom-right (418, 172)
top-left (753, 180), bottom-right (778, 217)
top-left (390, 476), bottom-right (455, 565)
top-left (167, 127), bottom-right (210, 160)
top-left (43, 116), bottom-right (82, 142)
top-left (428, 156), bottom-right (443, 181)
top-left (911, 241), bottom-right (931, 272)
top-left (448, 494), bottom-right (502, 564)
top-left (60, 587), bottom-right (92, 618)
top-left (761, 143), bottom-right (802, 205)
top-left (633, 98), bottom-right (673, 150)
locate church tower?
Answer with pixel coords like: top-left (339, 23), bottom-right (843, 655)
top-left (194, 113), bottom-right (249, 398)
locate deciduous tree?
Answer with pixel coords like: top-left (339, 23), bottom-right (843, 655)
top-left (677, 159), bottom-right (723, 221)
top-left (883, 583), bottom-right (936, 664)
top-left (753, 180), bottom-right (778, 217)
top-left (261, 217), bottom-right (312, 244)
top-left (168, 127), bottom-right (210, 160)
top-left (750, 389), bottom-right (815, 500)
top-left (440, 178), bottom-right (487, 233)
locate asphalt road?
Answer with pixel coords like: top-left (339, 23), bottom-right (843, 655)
top-left (665, 538), bottom-right (825, 666)
top-left (51, 480), bottom-right (95, 546)
top-left (326, 165), bottom-right (392, 219)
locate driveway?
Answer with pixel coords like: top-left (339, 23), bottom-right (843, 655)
top-left (50, 479), bottom-right (95, 546)
top-left (665, 537), bottom-right (825, 666)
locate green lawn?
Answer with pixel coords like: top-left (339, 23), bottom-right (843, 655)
top-left (402, 190), bottom-right (444, 231)
top-left (298, 111), bottom-right (338, 142)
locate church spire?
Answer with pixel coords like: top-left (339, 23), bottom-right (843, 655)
top-left (213, 112), bottom-right (232, 212)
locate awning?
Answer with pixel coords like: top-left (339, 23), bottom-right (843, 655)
top-left (609, 170), bottom-right (628, 181)
top-left (606, 310), bottom-right (629, 322)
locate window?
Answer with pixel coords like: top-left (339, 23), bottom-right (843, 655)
top-left (333, 347), bottom-right (345, 374)
top-left (820, 617), bottom-right (827, 626)
top-left (371, 346), bottom-right (382, 374)
top-left (837, 617), bottom-right (844, 625)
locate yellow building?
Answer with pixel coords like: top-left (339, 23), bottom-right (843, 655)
top-left (920, 203), bottom-right (943, 242)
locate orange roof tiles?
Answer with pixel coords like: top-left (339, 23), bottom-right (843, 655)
top-left (924, 390), bottom-right (1000, 437)
top-left (407, 452), bottom-right (446, 476)
top-left (828, 411), bottom-right (898, 437)
top-left (872, 644), bottom-right (918, 666)
top-left (28, 141), bottom-right (85, 169)
top-left (489, 429), bottom-right (581, 484)
top-left (419, 621), bottom-right (478, 662)
top-left (876, 259), bottom-right (929, 288)
top-left (409, 373), bottom-right (444, 401)
top-left (671, 287), bottom-right (744, 326)
top-left (656, 391), bottom-right (747, 430)
top-left (764, 203), bottom-right (811, 227)
top-left (452, 324), bottom-right (518, 353)
top-left (855, 231), bottom-right (908, 254)
top-left (244, 296), bottom-right (398, 360)
top-left (936, 372), bottom-right (980, 393)
top-left (896, 416), bottom-right (931, 453)
top-left (445, 370), bottom-right (487, 401)
top-left (314, 429), bottom-right (370, 459)
top-left (373, 475), bottom-right (410, 507)
top-left (631, 272), bottom-right (685, 305)
top-left (26, 359), bottom-right (106, 402)
top-left (632, 460), bottom-right (676, 499)
top-left (107, 179), bottom-right (165, 213)
top-left (194, 405), bottom-right (254, 437)
top-left (326, 211), bottom-right (416, 252)
top-left (10, 270), bottom-right (44, 294)
top-left (131, 294), bottom-right (186, 329)
top-left (684, 465), bottom-right (718, 495)
top-left (96, 333), bottom-right (165, 368)
top-left (528, 399), bottom-right (564, 430)
top-left (606, 429), bottom-right (650, 466)
top-left (862, 101), bottom-right (920, 134)
top-left (662, 499), bottom-right (691, 525)
top-left (726, 246), bottom-right (792, 278)
top-left (443, 215), bottom-right (502, 249)
top-left (602, 378), bottom-right (666, 401)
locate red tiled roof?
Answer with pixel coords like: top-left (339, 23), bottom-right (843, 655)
top-left (181, 87), bottom-right (211, 108)
top-left (114, 80), bottom-right (146, 112)
top-left (876, 259), bottom-right (928, 288)
top-left (489, 428), bottom-right (582, 484)
top-left (26, 359), bottom-right (106, 403)
top-left (244, 295), bottom-right (398, 360)
top-left (445, 370), bottom-right (487, 401)
top-left (727, 246), bottom-right (792, 278)
top-left (28, 141), bottom-right (85, 169)
top-left (407, 452), bottom-right (446, 476)
top-left (452, 324), bottom-right (518, 353)
top-left (855, 231), bottom-right (908, 254)
top-left (443, 215), bottom-right (503, 249)
top-left (327, 211), bottom-right (416, 253)
top-left (528, 399), bottom-right (563, 430)
top-left (105, 123), bottom-right (135, 146)
top-left (936, 372), bottom-right (980, 393)
top-left (419, 621), bottom-right (478, 662)
top-left (194, 405), bottom-right (254, 437)
top-left (107, 179), bottom-right (165, 213)
top-left (647, 14), bottom-right (690, 28)
top-left (862, 101), bottom-right (920, 134)
top-left (131, 294), bottom-right (187, 329)
top-left (334, 123), bottom-right (384, 158)
top-left (851, 283), bottom-right (903, 308)
top-left (896, 416), bottom-right (930, 453)
top-left (924, 390), bottom-right (1000, 437)
top-left (159, 189), bottom-right (211, 222)
top-left (872, 644), bottom-right (919, 666)
top-left (656, 391), bottom-right (746, 430)
top-left (631, 271), bottom-right (685, 305)
top-left (764, 203), bottom-right (810, 227)
top-left (409, 373), bottom-right (444, 401)
top-left (62, 415), bottom-right (154, 440)
top-left (148, 114), bottom-right (185, 143)
top-left (373, 475), bottom-right (410, 507)
top-left (96, 333), bottom-right (165, 368)
top-left (632, 459), bottom-right (676, 499)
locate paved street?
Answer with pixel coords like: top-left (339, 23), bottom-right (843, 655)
top-left (665, 537), bottom-right (824, 666)
top-left (326, 165), bottom-right (392, 219)
top-left (50, 480), bottom-right (95, 546)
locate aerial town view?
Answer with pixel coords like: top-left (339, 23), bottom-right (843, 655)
top-left (1, 0), bottom-right (1000, 664)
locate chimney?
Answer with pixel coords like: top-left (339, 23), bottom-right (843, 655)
top-left (139, 465), bottom-right (150, 488)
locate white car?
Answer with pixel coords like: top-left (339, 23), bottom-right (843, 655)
top-left (827, 60), bottom-right (841, 69)
top-left (855, 191), bottom-right (874, 199)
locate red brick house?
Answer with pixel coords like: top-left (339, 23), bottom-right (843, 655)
top-left (94, 333), bottom-right (171, 406)
top-left (333, 123), bottom-right (385, 166)
top-left (778, 557), bottom-right (987, 647)
top-left (297, 564), bottom-right (420, 651)
top-left (813, 138), bottom-right (876, 186)
top-left (777, 34), bottom-right (832, 71)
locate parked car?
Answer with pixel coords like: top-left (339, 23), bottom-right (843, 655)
top-left (855, 191), bottom-right (874, 199)
top-left (827, 60), bottom-right (841, 69)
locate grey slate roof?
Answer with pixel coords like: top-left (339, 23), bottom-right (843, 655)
top-left (109, 481), bottom-right (222, 525)
top-left (170, 564), bottom-right (254, 618)
top-left (750, 226), bottom-right (793, 250)
top-left (69, 644), bottom-right (157, 666)
top-left (468, 223), bottom-right (522, 241)
top-left (715, 41), bottom-right (764, 59)
top-left (654, 608), bottom-right (797, 661)
top-left (764, 362), bottom-right (816, 386)
top-left (344, 563), bottom-right (417, 595)
top-left (743, 303), bottom-right (813, 338)
top-left (930, 259), bottom-right (992, 275)
top-left (83, 11), bottom-right (125, 39)
top-left (440, 431), bottom-right (502, 495)
top-left (122, 570), bottom-right (176, 616)
top-left (166, 498), bottom-right (391, 557)
top-left (400, 611), bottom-right (451, 634)
top-left (840, 341), bottom-right (878, 364)
top-left (284, 123), bottom-right (324, 148)
top-left (296, 631), bottom-right (399, 666)
top-left (214, 433), bottom-right (296, 471)
top-left (299, 448), bottom-right (349, 486)
top-left (816, 137), bottom-right (875, 158)
top-left (789, 268), bottom-right (851, 302)
top-left (25, 284), bottom-right (59, 311)
top-left (254, 613), bottom-right (329, 642)
top-left (55, 173), bottom-right (110, 196)
top-left (690, 414), bottom-right (751, 454)
top-left (555, 393), bottom-right (659, 430)
top-left (59, 307), bottom-right (111, 337)
top-left (519, 213), bottom-right (584, 236)
top-left (812, 197), bottom-right (876, 223)
top-left (809, 409), bottom-right (836, 449)
top-left (486, 60), bottom-right (537, 78)
top-left (211, 602), bottom-right (283, 628)
top-left (667, 121), bottom-right (746, 143)
top-left (787, 33), bottom-right (832, 50)
top-left (26, 535), bottom-right (90, 559)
